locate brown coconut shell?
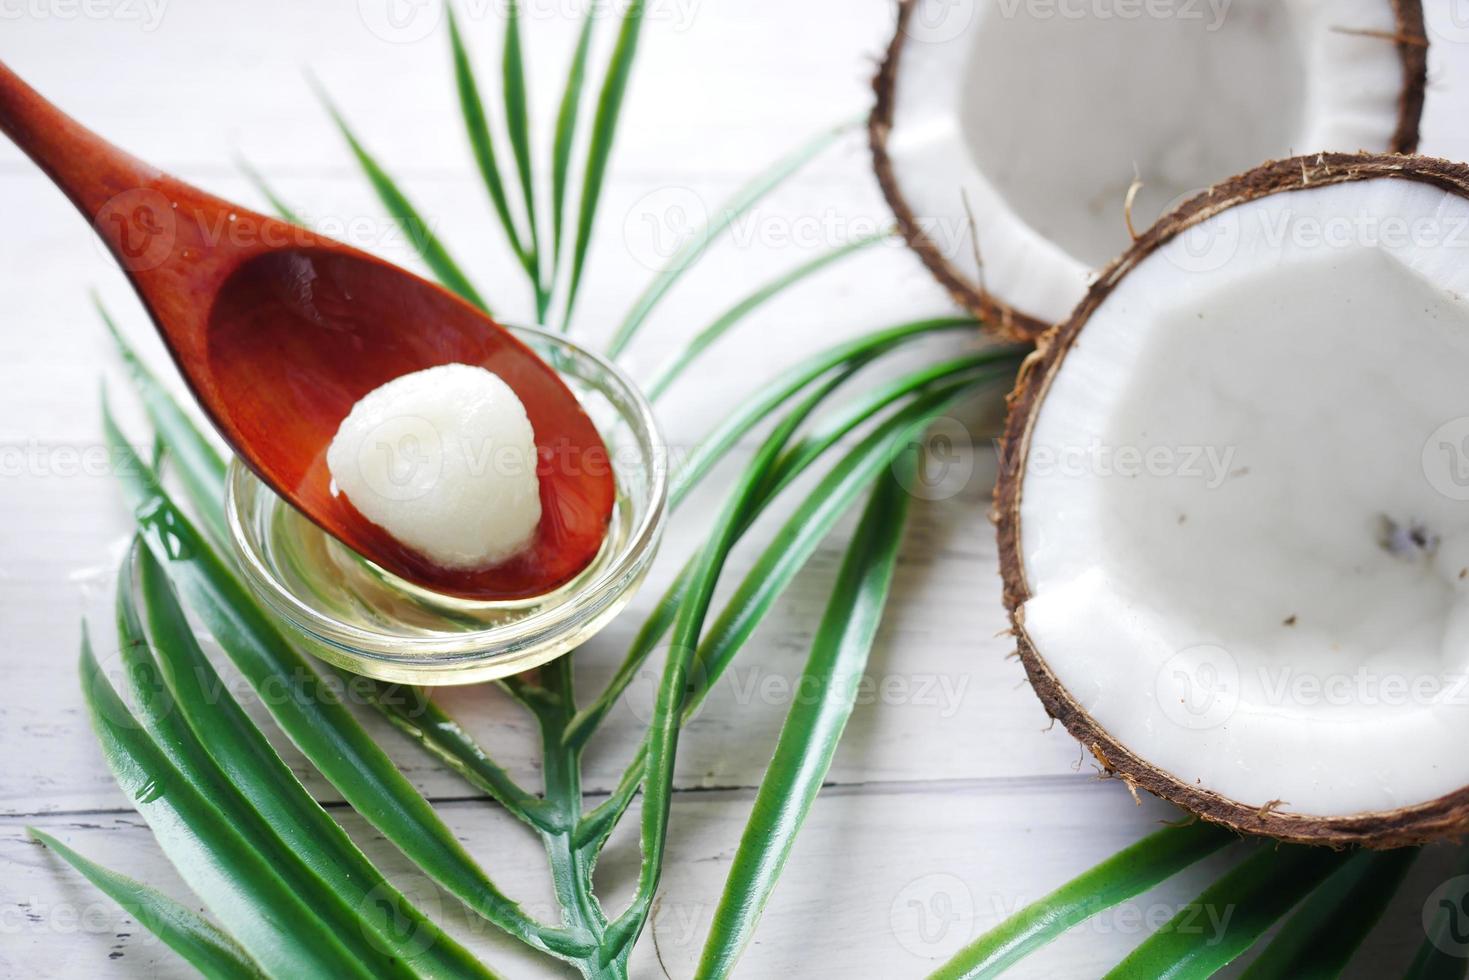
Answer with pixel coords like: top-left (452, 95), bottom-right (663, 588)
top-left (869, 0), bottom-right (1430, 343)
top-left (995, 152), bottom-right (1469, 848)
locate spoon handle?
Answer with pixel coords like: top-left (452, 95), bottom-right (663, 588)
top-left (0, 59), bottom-right (162, 229)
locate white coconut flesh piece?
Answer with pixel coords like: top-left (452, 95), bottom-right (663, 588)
top-left (998, 155), bottom-right (1469, 846)
top-left (327, 363), bottom-right (543, 571)
top-left (872, 0), bottom-right (1427, 338)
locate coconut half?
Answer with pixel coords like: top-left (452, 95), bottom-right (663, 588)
top-left (997, 153), bottom-right (1469, 846)
top-left (871, 0), bottom-right (1428, 340)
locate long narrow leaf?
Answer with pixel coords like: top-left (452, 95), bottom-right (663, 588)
top-left (113, 549), bottom-right (414, 979)
top-left (765, 352), bottom-right (1018, 498)
top-left (130, 544), bottom-right (499, 978)
top-left (1103, 845), bottom-right (1348, 979)
top-left (695, 448), bottom-right (916, 978)
top-left (572, 349), bottom-right (1013, 757)
top-left (607, 353), bottom-right (834, 953)
top-left (78, 635), bottom-right (374, 979)
top-left (500, 0), bottom-right (545, 315)
top-left (551, 7), bottom-right (596, 274)
top-left (447, 4), bottom-right (533, 282)
top-left (312, 80), bottom-right (491, 313)
top-left (98, 299), bottom-right (229, 548)
top-left (930, 821), bottom-right (1237, 980)
top-left (607, 116), bottom-right (858, 356)
top-left (1240, 848), bottom-right (1418, 980)
top-left (99, 401), bottom-right (588, 959)
top-left (645, 231), bottom-right (891, 400)
top-left (562, 0), bottom-right (644, 330)
top-left (362, 678), bottom-right (552, 831)
top-left (670, 316), bottom-right (979, 508)
top-left (685, 383), bottom-right (976, 716)
top-left (28, 829), bottom-right (263, 980)
top-left (608, 381), bottom-right (984, 955)
top-left (565, 361), bottom-right (866, 748)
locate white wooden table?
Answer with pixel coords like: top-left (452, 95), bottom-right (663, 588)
top-left (0, 2), bottom-right (1460, 976)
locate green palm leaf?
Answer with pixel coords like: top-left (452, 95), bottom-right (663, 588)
top-left (570, 348), bottom-right (1017, 759)
top-left (28, 829), bottom-right (263, 980)
top-left (98, 298), bottom-right (229, 548)
top-left (551, 7), bottom-right (596, 273)
top-left (78, 633), bottom-right (377, 979)
top-left (564, 361), bottom-right (872, 751)
top-left (1103, 844), bottom-right (1349, 979)
top-left (313, 79), bottom-right (490, 313)
top-left (562, 0), bottom-right (644, 330)
top-left (1240, 848), bottom-right (1418, 980)
top-left (610, 344), bottom-right (842, 953)
top-left (694, 446), bottom-right (917, 978)
top-left (687, 384), bottom-right (982, 715)
top-left (500, 0), bottom-right (545, 317)
top-left (763, 351), bottom-right (1016, 497)
top-left (930, 821), bottom-right (1238, 980)
top-left (447, 3), bottom-right (533, 286)
top-left (360, 679), bottom-right (553, 831)
top-left (607, 116), bottom-right (858, 356)
top-left (129, 543), bottom-right (498, 977)
top-left (644, 230), bottom-right (891, 400)
top-left (113, 546), bottom-right (420, 979)
top-left (100, 402), bottom-right (587, 959)
top-left (670, 315), bottom-right (980, 508)
top-left (603, 380), bottom-right (989, 954)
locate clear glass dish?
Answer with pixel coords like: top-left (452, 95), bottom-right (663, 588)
top-left (226, 325), bottom-right (667, 685)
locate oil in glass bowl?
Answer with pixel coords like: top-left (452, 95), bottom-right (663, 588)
top-left (227, 325), bottom-right (666, 685)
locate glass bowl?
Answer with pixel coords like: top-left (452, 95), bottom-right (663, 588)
top-left (226, 325), bottom-right (667, 685)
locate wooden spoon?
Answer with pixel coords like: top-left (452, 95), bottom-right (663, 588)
top-left (0, 61), bottom-right (615, 601)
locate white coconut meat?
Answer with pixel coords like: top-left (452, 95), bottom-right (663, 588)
top-left (881, 0), bottom-right (1413, 326)
top-left (327, 364), bottom-right (543, 570)
top-left (1017, 174), bottom-right (1469, 819)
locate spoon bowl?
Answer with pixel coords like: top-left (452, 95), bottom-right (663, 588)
top-left (0, 60), bottom-right (615, 599)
